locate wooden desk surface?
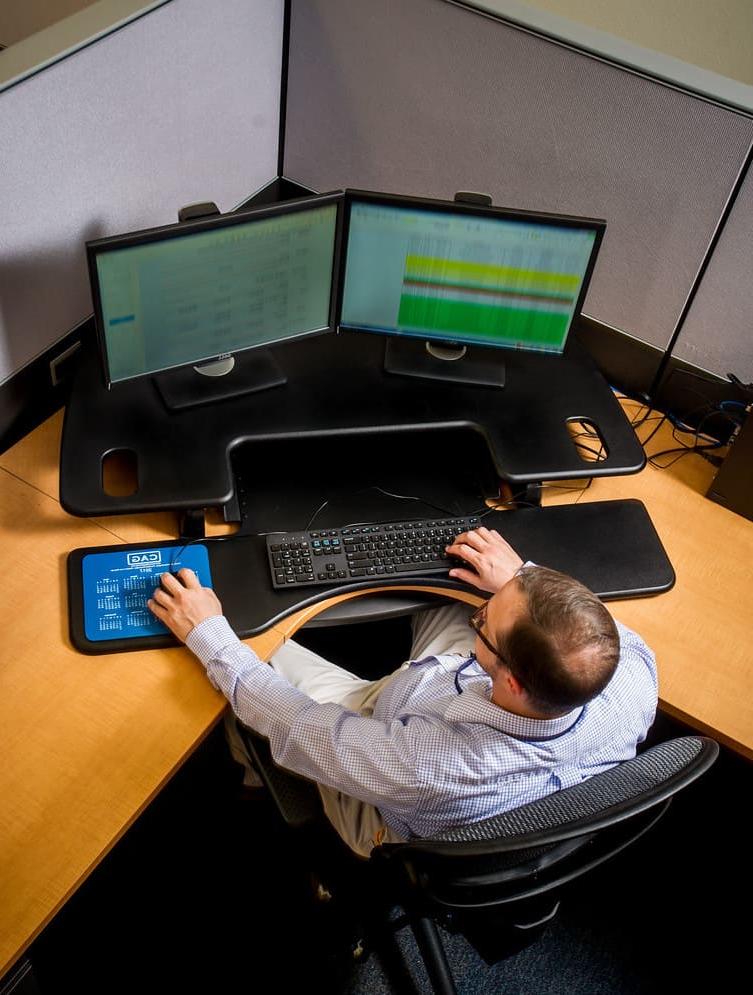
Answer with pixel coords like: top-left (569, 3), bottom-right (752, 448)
top-left (1, 402), bottom-right (751, 976)
top-left (0, 418), bottom-right (225, 977)
top-left (571, 400), bottom-right (753, 759)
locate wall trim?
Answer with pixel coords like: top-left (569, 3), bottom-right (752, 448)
top-left (447, 1), bottom-right (753, 116)
top-left (0, 320), bottom-right (92, 454)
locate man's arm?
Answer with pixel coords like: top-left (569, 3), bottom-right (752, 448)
top-left (148, 569), bottom-right (422, 811)
top-left (445, 527), bottom-right (524, 593)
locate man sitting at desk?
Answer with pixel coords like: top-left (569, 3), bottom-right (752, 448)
top-left (149, 528), bottom-right (657, 857)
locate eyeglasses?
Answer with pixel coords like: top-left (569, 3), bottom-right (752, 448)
top-left (468, 601), bottom-right (506, 665)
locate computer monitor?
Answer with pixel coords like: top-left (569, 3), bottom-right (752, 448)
top-left (338, 190), bottom-right (605, 387)
top-left (87, 192), bottom-right (341, 409)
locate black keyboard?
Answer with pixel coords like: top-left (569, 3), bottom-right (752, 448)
top-left (266, 516), bottom-right (481, 589)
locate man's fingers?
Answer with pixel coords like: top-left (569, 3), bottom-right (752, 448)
top-left (452, 530), bottom-right (484, 551)
top-left (451, 527), bottom-right (503, 550)
top-left (159, 571), bottom-right (182, 592)
top-left (448, 566), bottom-right (483, 586)
top-left (447, 541), bottom-right (482, 566)
top-left (178, 567), bottom-right (200, 588)
top-left (151, 586), bottom-right (172, 607)
top-left (147, 597), bottom-right (167, 619)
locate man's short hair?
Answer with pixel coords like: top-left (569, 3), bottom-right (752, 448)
top-left (495, 566), bottom-right (620, 716)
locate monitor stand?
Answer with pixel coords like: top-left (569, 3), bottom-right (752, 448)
top-left (384, 337), bottom-right (506, 389)
top-left (154, 349), bottom-right (286, 411)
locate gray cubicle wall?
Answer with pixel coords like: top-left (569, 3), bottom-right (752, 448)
top-left (283, 0), bottom-right (753, 383)
top-left (0, 0), bottom-right (283, 396)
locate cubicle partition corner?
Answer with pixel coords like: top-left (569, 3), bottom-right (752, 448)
top-left (283, 0), bottom-right (753, 396)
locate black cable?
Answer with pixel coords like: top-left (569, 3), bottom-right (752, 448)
top-left (481, 498), bottom-right (541, 511)
top-left (647, 442), bottom-right (723, 470)
top-left (613, 390), bottom-right (736, 472)
top-left (639, 398), bottom-right (728, 453)
top-left (368, 485), bottom-right (458, 515)
top-left (166, 531), bottom-right (237, 573)
top-left (301, 485), bottom-right (462, 532)
top-left (638, 412), bottom-right (670, 448)
top-left (543, 477), bottom-right (594, 494)
top-left (692, 407), bottom-right (739, 440)
top-left (303, 499), bottom-right (331, 531)
top-left (631, 409), bottom-right (662, 431)
top-left (644, 400), bottom-right (734, 468)
top-left (571, 442), bottom-right (607, 460)
top-left (613, 390), bottom-right (660, 433)
top-left (169, 475), bottom-right (597, 563)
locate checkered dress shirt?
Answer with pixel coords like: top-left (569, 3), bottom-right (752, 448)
top-left (186, 617), bottom-right (657, 840)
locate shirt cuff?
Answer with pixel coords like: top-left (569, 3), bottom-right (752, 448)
top-left (185, 614), bottom-right (240, 665)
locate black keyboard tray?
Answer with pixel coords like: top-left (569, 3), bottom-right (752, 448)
top-left (68, 499), bottom-right (673, 654)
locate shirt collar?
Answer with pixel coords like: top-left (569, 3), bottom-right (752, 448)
top-left (445, 657), bottom-right (583, 740)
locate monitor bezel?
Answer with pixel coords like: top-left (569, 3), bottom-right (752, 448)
top-left (336, 188), bottom-right (606, 357)
top-left (86, 190), bottom-right (344, 388)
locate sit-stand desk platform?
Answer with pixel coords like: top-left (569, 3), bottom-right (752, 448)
top-left (60, 330), bottom-right (645, 517)
top-left (60, 329), bottom-right (665, 638)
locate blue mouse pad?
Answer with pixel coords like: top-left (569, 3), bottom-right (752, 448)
top-left (81, 544), bottom-right (212, 642)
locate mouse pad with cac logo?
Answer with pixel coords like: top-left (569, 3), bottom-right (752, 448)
top-left (75, 543), bottom-right (212, 648)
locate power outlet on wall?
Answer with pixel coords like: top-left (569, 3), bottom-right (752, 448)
top-left (49, 341), bottom-right (82, 387)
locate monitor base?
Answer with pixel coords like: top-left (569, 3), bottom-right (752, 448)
top-left (154, 349), bottom-right (287, 411)
top-left (384, 337), bottom-right (506, 389)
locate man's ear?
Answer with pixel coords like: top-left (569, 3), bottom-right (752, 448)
top-left (504, 670), bottom-right (526, 697)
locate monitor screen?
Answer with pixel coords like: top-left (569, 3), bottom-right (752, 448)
top-left (88, 194), bottom-right (340, 387)
top-left (339, 192), bottom-right (604, 357)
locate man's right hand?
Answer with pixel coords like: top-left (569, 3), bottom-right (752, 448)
top-left (147, 568), bottom-right (223, 643)
top-left (445, 527), bottom-right (524, 593)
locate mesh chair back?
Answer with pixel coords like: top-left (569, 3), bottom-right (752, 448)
top-left (372, 737), bottom-right (718, 908)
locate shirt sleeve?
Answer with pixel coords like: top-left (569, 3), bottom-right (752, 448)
top-left (601, 620), bottom-right (658, 748)
top-left (185, 616), bottom-right (420, 810)
top-left (615, 619), bottom-right (658, 690)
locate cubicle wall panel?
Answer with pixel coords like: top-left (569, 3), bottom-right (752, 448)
top-left (0, 0), bottom-right (283, 384)
top-left (670, 163), bottom-right (753, 383)
top-left (284, 0), bottom-right (753, 357)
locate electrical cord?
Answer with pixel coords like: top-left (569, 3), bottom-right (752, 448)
top-left (303, 478), bottom-right (593, 532)
top-left (302, 486), bottom-right (462, 531)
top-left (647, 441), bottom-right (724, 470)
top-left (643, 407), bottom-right (735, 469)
top-left (542, 478), bottom-right (594, 495)
top-left (166, 531), bottom-right (237, 573)
top-left (609, 386), bottom-right (737, 473)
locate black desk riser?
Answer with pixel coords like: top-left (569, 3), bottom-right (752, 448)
top-left (61, 330), bottom-right (670, 650)
top-left (60, 330), bottom-right (644, 517)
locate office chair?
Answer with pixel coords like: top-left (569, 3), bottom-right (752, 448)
top-left (238, 723), bottom-right (718, 995)
top-left (237, 589), bottom-right (719, 993)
